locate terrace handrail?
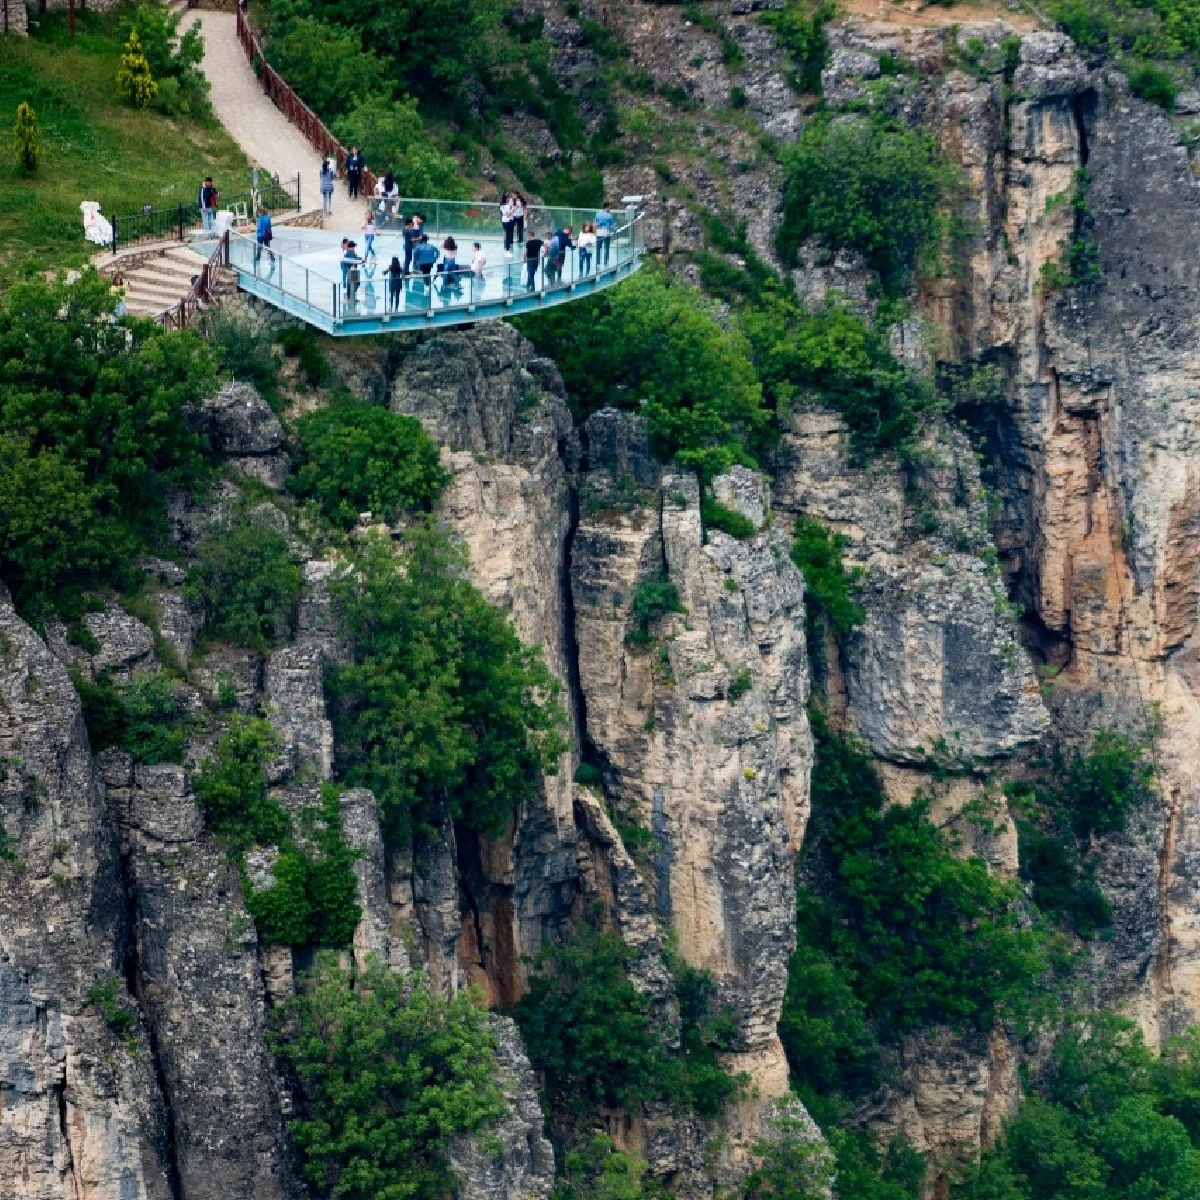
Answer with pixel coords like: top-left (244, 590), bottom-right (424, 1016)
top-left (235, 1), bottom-right (378, 196)
top-left (110, 175), bottom-right (301, 252)
top-left (158, 231), bottom-right (229, 331)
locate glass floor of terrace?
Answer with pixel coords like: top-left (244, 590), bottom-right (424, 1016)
top-left (215, 200), bottom-right (647, 337)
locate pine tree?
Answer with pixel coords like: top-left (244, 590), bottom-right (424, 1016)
top-left (115, 30), bottom-right (159, 109)
top-left (12, 102), bottom-right (40, 173)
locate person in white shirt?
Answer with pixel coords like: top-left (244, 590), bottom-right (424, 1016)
top-left (500, 194), bottom-right (516, 256)
top-left (472, 242), bottom-right (487, 275)
top-left (577, 222), bottom-right (597, 275)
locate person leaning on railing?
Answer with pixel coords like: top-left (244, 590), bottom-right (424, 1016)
top-left (595, 201), bottom-right (615, 267)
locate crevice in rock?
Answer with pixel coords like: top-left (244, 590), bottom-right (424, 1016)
top-left (119, 857), bottom-right (184, 1200)
top-left (55, 1062), bottom-right (81, 1199)
top-left (1072, 92), bottom-right (1091, 168)
top-left (561, 443), bottom-right (588, 751)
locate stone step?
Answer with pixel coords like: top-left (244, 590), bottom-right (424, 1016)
top-left (124, 280), bottom-right (190, 306)
top-left (162, 244), bottom-right (211, 268)
top-left (135, 264), bottom-right (198, 289)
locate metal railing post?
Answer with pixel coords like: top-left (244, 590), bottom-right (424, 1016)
top-left (178, 204), bottom-right (184, 242)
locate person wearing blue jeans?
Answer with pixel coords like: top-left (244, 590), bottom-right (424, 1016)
top-left (523, 232), bottom-right (544, 291)
top-left (595, 202), bottom-right (615, 267)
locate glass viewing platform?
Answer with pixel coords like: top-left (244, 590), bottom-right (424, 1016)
top-left (210, 198), bottom-right (647, 337)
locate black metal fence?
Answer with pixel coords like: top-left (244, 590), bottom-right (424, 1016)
top-left (110, 174), bottom-right (301, 252)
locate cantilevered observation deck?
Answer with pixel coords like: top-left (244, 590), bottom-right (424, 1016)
top-left (216, 198), bottom-right (647, 336)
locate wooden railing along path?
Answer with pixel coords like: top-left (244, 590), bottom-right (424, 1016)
top-left (235, 0), bottom-right (378, 196)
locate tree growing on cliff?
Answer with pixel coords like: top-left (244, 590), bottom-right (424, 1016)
top-left (277, 954), bottom-right (506, 1200)
top-left (12, 102), bottom-right (39, 173)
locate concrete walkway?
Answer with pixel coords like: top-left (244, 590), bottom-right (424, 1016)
top-left (182, 9), bottom-right (364, 233)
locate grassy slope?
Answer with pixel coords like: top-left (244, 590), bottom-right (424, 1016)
top-left (0, 10), bottom-right (251, 282)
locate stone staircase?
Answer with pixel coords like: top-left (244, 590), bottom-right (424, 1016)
top-left (119, 244), bottom-right (214, 318)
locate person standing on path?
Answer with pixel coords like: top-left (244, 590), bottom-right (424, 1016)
top-left (511, 193), bottom-right (527, 245)
top-left (500, 192), bottom-right (516, 256)
top-left (254, 206), bottom-right (274, 274)
top-left (346, 146), bottom-right (364, 200)
top-left (200, 177), bottom-right (219, 233)
top-left (402, 217), bottom-right (420, 274)
top-left (595, 201), bottom-right (615, 267)
top-left (341, 240), bottom-right (362, 309)
top-left (546, 225), bottom-right (572, 285)
top-left (523, 230), bottom-right (544, 291)
top-left (319, 159), bottom-right (336, 215)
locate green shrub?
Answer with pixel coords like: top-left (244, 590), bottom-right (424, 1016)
top-left (276, 326), bottom-right (331, 387)
top-left (119, 4), bottom-right (209, 116)
top-left (740, 297), bottom-right (934, 459)
top-left (556, 1135), bottom-right (651, 1200)
top-left (515, 268), bottom-right (770, 479)
top-left (515, 923), bottom-right (742, 1120)
top-left (326, 527), bottom-right (567, 839)
top-left (0, 271), bottom-right (213, 619)
top-left (759, 0), bottom-right (836, 93)
top-left (278, 954), bottom-right (506, 1200)
top-left (192, 716), bottom-right (287, 850)
top-left (12, 101), bottom-right (39, 173)
top-left (781, 711), bottom-right (1045, 1076)
top-left (204, 311), bottom-right (282, 410)
top-left (74, 668), bottom-right (189, 764)
top-left (1006, 730), bottom-right (1155, 937)
top-left (85, 978), bottom-right (137, 1039)
top-left (727, 666), bottom-right (753, 702)
top-left (292, 399), bottom-right (448, 529)
top-left (626, 575), bottom-right (685, 645)
top-left (791, 516), bottom-right (865, 647)
top-left (244, 784), bottom-right (362, 948)
top-left (702, 496), bottom-right (757, 540)
top-left (777, 113), bottom-right (957, 296)
top-left (265, 16), bottom-right (387, 120)
top-left (1128, 61), bottom-right (1179, 107)
top-left (186, 516), bottom-right (304, 652)
top-left (115, 30), bottom-right (158, 109)
top-left (957, 1013), bottom-right (1200, 1200)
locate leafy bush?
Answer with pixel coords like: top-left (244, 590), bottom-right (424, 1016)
top-left (119, 4), bottom-right (208, 116)
top-left (626, 575), bottom-right (685, 645)
top-left (0, 272), bottom-right (213, 619)
top-left (115, 30), bottom-right (158, 109)
top-left (186, 516), bottom-right (304, 652)
top-left (740, 297), bottom-right (934, 459)
top-left (791, 516), bottom-right (865, 648)
top-left (781, 712), bottom-right (1045, 1082)
top-left (327, 527), bottom-right (567, 838)
top-left (515, 923), bottom-right (742, 1121)
top-left (265, 17), bottom-right (387, 120)
top-left (278, 954), bottom-right (506, 1200)
top-left (85, 978), bottom-right (137, 1039)
top-left (957, 1013), bottom-right (1200, 1200)
top-left (12, 101), bottom-right (39, 173)
top-left (203, 311), bottom-right (282, 410)
top-left (515, 269), bottom-right (770, 479)
top-left (777, 113), bottom-right (957, 295)
top-left (74, 668), bottom-right (189, 764)
top-left (276, 326), bottom-right (331, 387)
top-left (556, 1135), bottom-right (651, 1200)
top-left (244, 784), bottom-right (362, 948)
top-left (335, 96), bottom-right (469, 196)
top-left (192, 716), bottom-right (288, 850)
top-left (702, 496), bottom-right (756, 540)
top-left (728, 666), bottom-right (753, 702)
top-left (292, 399), bottom-right (448, 529)
top-left (1006, 731), bottom-right (1156, 937)
top-left (1128, 61), bottom-right (1179, 108)
top-left (759, 0), bottom-right (836, 93)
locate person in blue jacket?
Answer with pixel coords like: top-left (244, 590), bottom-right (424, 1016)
top-left (595, 201), bottom-right (616, 267)
top-left (254, 206), bottom-right (274, 275)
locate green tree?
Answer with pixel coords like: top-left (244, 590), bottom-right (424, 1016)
top-left (292, 398), bottom-right (449, 529)
top-left (192, 716), bottom-right (288, 850)
top-left (265, 17), bottom-right (387, 120)
top-left (12, 101), bottom-right (39, 173)
top-left (516, 268), bottom-right (769, 478)
top-left (777, 113), bottom-right (956, 295)
top-left (334, 96), bottom-right (468, 195)
top-left (119, 4), bottom-right (209, 115)
top-left (115, 30), bottom-right (159, 109)
top-left (277, 954), bottom-right (507, 1200)
top-left (326, 526), bottom-right (567, 838)
top-left (791, 516), bottom-right (865, 641)
top-left (186, 516), bottom-right (305, 651)
top-left (0, 271), bottom-right (213, 618)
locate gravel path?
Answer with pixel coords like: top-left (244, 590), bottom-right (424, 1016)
top-left (183, 9), bottom-right (364, 233)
